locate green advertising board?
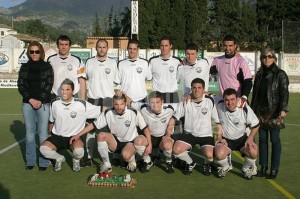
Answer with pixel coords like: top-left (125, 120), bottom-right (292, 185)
top-left (70, 49), bottom-right (91, 64)
top-left (177, 50), bottom-right (203, 60)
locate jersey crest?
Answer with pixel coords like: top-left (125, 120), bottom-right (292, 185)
top-left (124, 120), bottom-right (131, 127)
top-left (67, 64), bottom-right (73, 71)
top-left (161, 117), bottom-right (167, 123)
top-left (105, 68), bottom-right (111, 74)
top-left (136, 67), bottom-right (143, 74)
top-left (201, 107), bottom-right (208, 115)
top-left (196, 66), bottom-right (202, 73)
top-left (169, 66), bottom-right (175, 73)
top-left (70, 111), bottom-right (77, 118)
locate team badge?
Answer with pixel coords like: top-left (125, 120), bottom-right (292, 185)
top-left (169, 66), bottom-right (175, 73)
top-left (136, 67), bottom-right (143, 74)
top-left (196, 67), bottom-right (202, 73)
top-left (161, 118), bottom-right (167, 123)
top-left (67, 64), bottom-right (73, 71)
top-left (105, 68), bottom-right (111, 74)
top-left (201, 108), bottom-right (208, 115)
top-left (70, 111), bottom-right (77, 118)
top-left (124, 120), bottom-right (131, 127)
top-left (233, 118), bottom-right (239, 125)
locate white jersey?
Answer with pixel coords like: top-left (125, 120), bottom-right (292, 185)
top-left (131, 102), bottom-right (174, 137)
top-left (50, 98), bottom-right (101, 137)
top-left (114, 58), bottom-right (152, 102)
top-left (149, 55), bottom-right (182, 93)
top-left (217, 102), bottom-right (259, 140)
top-left (177, 59), bottom-right (210, 96)
top-left (93, 107), bottom-right (147, 142)
top-left (85, 56), bottom-right (117, 99)
top-left (47, 54), bottom-right (86, 96)
top-left (173, 95), bottom-right (220, 137)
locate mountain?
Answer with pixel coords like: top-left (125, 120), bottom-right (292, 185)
top-left (8, 0), bottom-right (130, 34)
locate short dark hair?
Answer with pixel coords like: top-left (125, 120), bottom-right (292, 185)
top-left (223, 35), bottom-right (237, 44)
top-left (127, 39), bottom-right (140, 48)
top-left (60, 78), bottom-right (74, 91)
top-left (113, 94), bottom-right (127, 103)
top-left (27, 41), bottom-right (45, 60)
top-left (185, 42), bottom-right (198, 52)
top-left (96, 39), bottom-right (108, 48)
top-left (160, 36), bottom-right (172, 45)
top-left (56, 35), bottom-right (72, 46)
top-left (223, 88), bottom-right (238, 98)
top-left (191, 78), bottom-right (205, 88)
top-left (148, 91), bottom-right (163, 101)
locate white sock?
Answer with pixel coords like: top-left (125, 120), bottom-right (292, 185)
top-left (127, 155), bottom-right (136, 164)
top-left (204, 158), bottom-right (213, 164)
top-left (242, 157), bottom-right (257, 172)
top-left (135, 145), bottom-right (151, 163)
top-left (86, 133), bottom-right (96, 159)
top-left (134, 145), bottom-right (146, 156)
top-left (97, 141), bottom-right (110, 165)
top-left (217, 156), bottom-right (231, 170)
top-left (174, 151), bottom-right (193, 164)
top-left (73, 148), bottom-right (84, 160)
top-left (163, 150), bottom-right (172, 163)
top-left (40, 145), bottom-right (63, 161)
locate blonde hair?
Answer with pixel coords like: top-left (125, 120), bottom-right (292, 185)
top-left (260, 47), bottom-right (277, 63)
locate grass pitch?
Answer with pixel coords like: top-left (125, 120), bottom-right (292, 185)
top-left (0, 89), bottom-right (299, 199)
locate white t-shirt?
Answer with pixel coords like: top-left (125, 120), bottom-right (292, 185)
top-left (93, 107), bottom-right (147, 142)
top-left (47, 54), bottom-right (86, 96)
top-left (177, 59), bottom-right (210, 96)
top-left (85, 56), bottom-right (118, 99)
top-left (131, 102), bottom-right (174, 137)
top-left (149, 55), bottom-right (181, 93)
top-left (173, 95), bottom-right (220, 137)
top-left (114, 58), bottom-right (152, 102)
top-left (216, 102), bottom-right (259, 140)
top-left (50, 98), bottom-right (101, 137)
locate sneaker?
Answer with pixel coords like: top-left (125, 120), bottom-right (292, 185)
top-left (80, 158), bottom-right (92, 167)
top-left (73, 159), bottom-right (80, 172)
top-left (165, 162), bottom-right (174, 174)
top-left (183, 161), bottom-right (196, 175)
top-left (217, 166), bottom-right (233, 178)
top-left (100, 164), bottom-right (112, 173)
top-left (140, 161), bottom-right (153, 173)
top-left (243, 166), bottom-right (257, 180)
top-left (54, 156), bottom-right (65, 172)
top-left (203, 163), bottom-right (212, 176)
top-left (126, 161), bottom-right (137, 173)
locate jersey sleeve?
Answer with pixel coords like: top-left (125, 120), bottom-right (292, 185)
top-left (93, 112), bottom-right (107, 130)
top-left (239, 58), bottom-right (252, 79)
top-left (173, 101), bottom-right (185, 120)
top-left (114, 63), bottom-right (121, 85)
top-left (245, 105), bottom-right (260, 128)
top-left (85, 102), bottom-right (101, 119)
top-left (177, 65), bottom-right (183, 83)
top-left (77, 59), bottom-right (87, 79)
top-left (49, 102), bottom-right (55, 123)
top-left (146, 63), bottom-right (152, 81)
top-left (136, 111), bottom-right (147, 130)
top-left (130, 102), bottom-right (143, 111)
top-left (211, 102), bottom-right (220, 124)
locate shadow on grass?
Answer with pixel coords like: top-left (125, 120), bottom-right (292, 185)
top-left (0, 182), bottom-right (10, 199)
top-left (10, 120), bottom-right (26, 163)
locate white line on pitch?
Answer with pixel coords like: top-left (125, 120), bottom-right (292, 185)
top-left (0, 138), bottom-right (25, 155)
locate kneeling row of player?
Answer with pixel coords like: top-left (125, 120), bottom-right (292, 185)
top-left (39, 78), bottom-right (259, 179)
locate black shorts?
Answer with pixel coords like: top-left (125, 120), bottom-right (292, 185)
top-left (161, 92), bottom-right (179, 103)
top-left (151, 135), bottom-right (163, 148)
top-left (177, 133), bottom-right (214, 149)
top-left (46, 133), bottom-right (81, 151)
top-left (224, 134), bottom-right (248, 151)
top-left (113, 135), bottom-right (133, 153)
top-left (88, 97), bottom-right (113, 111)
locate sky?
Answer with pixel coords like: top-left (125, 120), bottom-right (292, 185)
top-left (0, 0), bottom-right (25, 8)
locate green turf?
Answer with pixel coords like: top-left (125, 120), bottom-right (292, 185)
top-left (0, 89), bottom-right (299, 199)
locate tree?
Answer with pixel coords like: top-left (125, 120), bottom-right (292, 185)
top-left (26, 19), bottom-right (46, 38)
top-left (120, 6), bottom-right (131, 37)
top-left (92, 12), bottom-right (102, 36)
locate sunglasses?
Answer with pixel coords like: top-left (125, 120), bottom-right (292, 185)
top-left (262, 55), bottom-right (274, 59)
top-left (29, 50), bottom-right (40, 54)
